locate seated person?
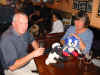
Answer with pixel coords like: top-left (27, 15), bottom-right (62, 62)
top-left (29, 10), bottom-right (44, 25)
top-left (61, 11), bottom-right (94, 55)
top-left (0, 12), bottom-right (44, 75)
top-left (23, 0), bottom-right (34, 16)
top-left (50, 12), bottom-right (64, 33)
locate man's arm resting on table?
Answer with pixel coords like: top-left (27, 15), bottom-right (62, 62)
top-left (9, 48), bottom-right (44, 71)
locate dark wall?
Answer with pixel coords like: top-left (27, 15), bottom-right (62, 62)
top-left (0, 6), bottom-right (14, 35)
top-left (0, 6), bottom-right (14, 24)
top-left (89, 26), bottom-right (100, 57)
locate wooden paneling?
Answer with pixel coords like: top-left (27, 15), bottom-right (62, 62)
top-left (46, 0), bottom-right (73, 13)
top-left (0, 0), bottom-right (7, 5)
top-left (1, 0), bottom-right (100, 29)
top-left (88, 0), bottom-right (100, 29)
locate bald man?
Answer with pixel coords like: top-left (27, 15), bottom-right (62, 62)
top-left (0, 12), bottom-right (45, 75)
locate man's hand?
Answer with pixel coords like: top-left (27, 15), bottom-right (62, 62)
top-left (33, 48), bottom-right (45, 57)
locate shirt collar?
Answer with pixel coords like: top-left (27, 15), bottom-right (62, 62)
top-left (10, 26), bottom-right (22, 37)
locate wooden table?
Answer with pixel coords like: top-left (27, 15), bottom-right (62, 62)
top-left (33, 32), bottom-right (100, 75)
top-left (34, 54), bottom-right (100, 75)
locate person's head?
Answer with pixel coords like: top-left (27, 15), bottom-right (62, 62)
top-left (52, 12), bottom-right (61, 22)
top-left (40, 3), bottom-right (45, 8)
top-left (12, 12), bottom-right (28, 35)
top-left (35, 10), bottom-right (40, 16)
top-left (74, 11), bottom-right (90, 30)
top-left (15, 0), bottom-right (23, 10)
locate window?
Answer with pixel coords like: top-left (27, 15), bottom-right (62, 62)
top-left (73, 0), bottom-right (93, 12)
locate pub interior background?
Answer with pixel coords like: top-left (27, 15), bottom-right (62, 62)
top-left (0, 0), bottom-right (100, 75)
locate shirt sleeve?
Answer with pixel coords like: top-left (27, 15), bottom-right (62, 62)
top-left (61, 26), bottom-right (74, 40)
top-left (0, 38), bottom-right (18, 69)
top-left (24, 32), bottom-right (35, 44)
top-left (82, 31), bottom-right (94, 54)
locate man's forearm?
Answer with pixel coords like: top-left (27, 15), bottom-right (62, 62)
top-left (9, 47), bottom-right (44, 71)
top-left (9, 51), bottom-right (35, 71)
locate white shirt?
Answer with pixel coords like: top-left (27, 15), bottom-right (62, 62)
top-left (50, 20), bottom-right (64, 33)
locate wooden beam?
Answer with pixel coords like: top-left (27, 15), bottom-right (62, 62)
top-left (89, 0), bottom-right (100, 29)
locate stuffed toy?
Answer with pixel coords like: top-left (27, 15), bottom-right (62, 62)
top-left (63, 36), bottom-right (82, 57)
top-left (45, 43), bottom-right (63, 65)
top-left (45, 36), bottom-right (82, 65)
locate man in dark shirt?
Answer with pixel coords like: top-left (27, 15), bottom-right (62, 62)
top-left (0, 12), bottom-right (44, 75)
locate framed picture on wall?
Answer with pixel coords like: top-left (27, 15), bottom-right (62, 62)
top-left (79, 1), bottom-right (88, 11)
top-left (87, 0), bottom-right (93, 12)
top-left (73, 0), bottom-right (79, 10)
top-left (73, 0), bottom-right (93, 12)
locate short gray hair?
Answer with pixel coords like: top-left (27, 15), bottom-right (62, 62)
top-left (12, 12), bottom-right (28, 22)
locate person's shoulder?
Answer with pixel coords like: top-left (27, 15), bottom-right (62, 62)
top-left (68, 26), bottom-right (75, 30)
top-left (87, 28), bottom-right (93, 34)
top-left (24, 31), bottom-right (34, 39)
top-left (1, 28), bottom-right (13, 42)
top-left (57, 20), bottom-right (62, 23)
top-left (86, 28), bottom-right (94, 37)
top-left (24, 31), bottom-right (31, 36)
top-left (70, 26), bottom-right (75, 28)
